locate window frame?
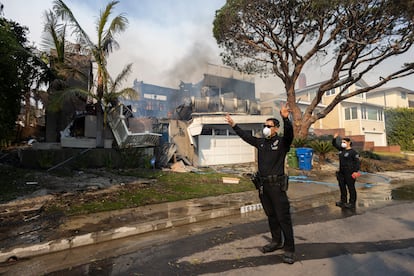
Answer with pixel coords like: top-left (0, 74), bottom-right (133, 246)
top-left (344, 106), bottom-right (358, 120)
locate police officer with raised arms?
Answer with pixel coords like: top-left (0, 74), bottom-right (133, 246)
top-left (225, 103), bottom-right (295, 264)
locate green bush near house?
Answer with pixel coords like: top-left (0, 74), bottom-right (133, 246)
top-left (385, 108), bottom-right (414, 151)
top-left (360, 151), bottom-right (382, 160)
top-left (309, 140), bottom-right (335, 164)
top-left (292, 137), bottom-right (309, 148)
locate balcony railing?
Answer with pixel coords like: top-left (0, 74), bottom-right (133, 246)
top-left (107, 105), bottom-right (161, 148)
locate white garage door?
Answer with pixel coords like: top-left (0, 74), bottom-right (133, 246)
top-left (198, 136), bottom-right (255, 166)
top-left (364, 132), bottom-right (386, 147)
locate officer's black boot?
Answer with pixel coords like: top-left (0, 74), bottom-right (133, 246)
top-left (262, 241), bottom-right (284, 253)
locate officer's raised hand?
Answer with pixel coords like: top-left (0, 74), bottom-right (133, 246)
top-left (225, 113), bottom-right (235, 127)
top-left (280, 103), bottom-right (290, 119)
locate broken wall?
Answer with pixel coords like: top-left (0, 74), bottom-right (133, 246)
top-left (168, 120), bottom-right (195, 165)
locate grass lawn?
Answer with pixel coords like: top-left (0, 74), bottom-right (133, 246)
top-left (2, 150), bottom-right (414, 217)
top-left (0, 165), bottom-right (255, 216)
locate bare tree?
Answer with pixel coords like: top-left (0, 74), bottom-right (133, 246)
top-left (213, 0), bottom-right (414, 138)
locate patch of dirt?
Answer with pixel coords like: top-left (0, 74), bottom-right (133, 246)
top-left (0, 167), bottom-right (158, 249)
top-left (1, 168), bottom-right (155, 210)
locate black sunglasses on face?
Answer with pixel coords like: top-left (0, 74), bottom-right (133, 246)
top-left (263, 125), bottom-right (275, 128)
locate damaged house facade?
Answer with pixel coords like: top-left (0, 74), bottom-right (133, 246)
top-left (120, 65), bottom-right (270, 168)
top-left (31, 61), bottom-right (270, 169)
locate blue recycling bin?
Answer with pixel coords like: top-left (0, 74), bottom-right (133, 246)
top-left (296, 147), bottom-right (313, 170)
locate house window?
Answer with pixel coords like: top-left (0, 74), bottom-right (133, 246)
top-left (201, 126), bottom-right (212, 135)
top-left (362, 107), bottom-right (383, 121)
top-left (228, 129), bottom-right (238, 136)
top-left (309, 90), bottom-right (317, 100)
top-left (146, 101), bottom-right (154, 110)
top-left (354, 84), bottom-right (365, 98)
top-left (401, 92), bottom-right (406, 99)
top-left (341, 86), bottom-right (350, 94)
top-left (344, 106), bottom-right (358, 120)
top-left (355, 92), bottom-right (364, 98)
top-left (214, 129), bottom-right (227, 136)
top-left (326, 88), bottom-right (335, 96)
top-left (367, 108), bottom-right (377, 120)
top-left (202, 127), bottom-right (252, 136)
top-left (361, 106), bottom-right (367, 119)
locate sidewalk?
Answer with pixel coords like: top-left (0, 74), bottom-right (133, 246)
top-left (1, 170), bottom-right (414, 265)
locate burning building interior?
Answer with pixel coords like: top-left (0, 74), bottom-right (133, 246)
top-left (16, 63), bottom-right (264, 170)
top-left (118, 66), bottom-right (263, 168)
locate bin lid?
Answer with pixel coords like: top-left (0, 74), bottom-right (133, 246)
top-left (296, 147), bottom-right (313, 154)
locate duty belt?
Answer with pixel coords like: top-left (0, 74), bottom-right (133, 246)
top-left (260, 174), bottom-right (285, 183)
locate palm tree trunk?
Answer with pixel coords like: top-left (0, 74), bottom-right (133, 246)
top-left (45, 110), bottom-right (59, 142)
top-left (95, 102), bottom-right (104, 148)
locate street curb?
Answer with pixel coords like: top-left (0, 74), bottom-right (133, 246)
top-left (0, 205), bottom-right (243, 263)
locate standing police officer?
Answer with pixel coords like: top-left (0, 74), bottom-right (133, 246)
top-left (332, 133), bottom-right (361, 209)
top-left (225, 103), bottom-right (295, 264)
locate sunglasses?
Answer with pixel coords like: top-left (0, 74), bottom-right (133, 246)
top-left (263, 125), bottom-right (275, 128)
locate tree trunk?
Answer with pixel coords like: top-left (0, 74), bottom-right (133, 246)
top-left (24, 92), bottom-right (31, 129)
top-left (95, 102), bottom-right (104, 148)
top-left (288, 97), bottom-right (312, 139)
top-left (291, 117), bottom-right (311, 139)
top-left (286, 84), bottom-right (313, 139)
top-left (45, 110), bottom-right (59, 142)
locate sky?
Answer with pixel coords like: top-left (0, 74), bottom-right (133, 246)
top-left (1, 0), bottom-right (413, 95)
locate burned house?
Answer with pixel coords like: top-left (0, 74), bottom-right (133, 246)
top-left (121, 65), bottom-right (270, 167)
top-left (123, 65), bottom-right (257, 120)
top-left (122, 80), bottom-right (180, 118)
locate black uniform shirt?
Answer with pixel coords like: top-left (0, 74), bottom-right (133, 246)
top-left (232, 118), bottom-right (294, 176)
top-left (332, 137), bottom-right (361, 173)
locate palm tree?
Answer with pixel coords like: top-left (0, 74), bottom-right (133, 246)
top-left (102, 63), bottom-right (137, 121)
top-left (52, 0), bottom-right (129, 147)
top-left (73, 62), bottom-right (138, 126)
top-left (41, 9), bottom-right (91, 142)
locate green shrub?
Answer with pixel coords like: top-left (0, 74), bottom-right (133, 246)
top-left (359, 151), bottom-right (381, 160)
top-left (385, 108), bottom-right (414, 151)
top-left (309, 140), bottom-right (335, 164)
top-left (292, 137), bottom-right (309, 148)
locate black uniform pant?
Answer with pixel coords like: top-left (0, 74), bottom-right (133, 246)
top-left (336, 171), bottom-right (357, 204)
top-left (259, 181), bottom-right (295, 253)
